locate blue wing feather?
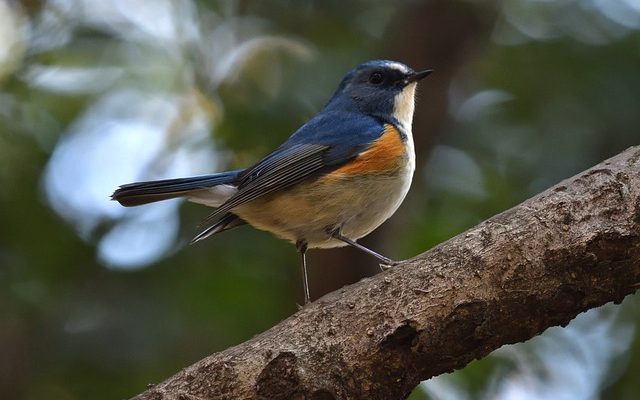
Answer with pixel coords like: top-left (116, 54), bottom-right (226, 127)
top-left (191, 111), bottom-right (386, 243)
top-left (287, 111), bottom-right (384, 155)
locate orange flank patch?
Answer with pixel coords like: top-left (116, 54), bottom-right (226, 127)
top-left (331, 124), bottom-right (405, 176)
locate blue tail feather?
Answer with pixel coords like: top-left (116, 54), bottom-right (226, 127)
top-left (111, 169), bottom-right (243, 207)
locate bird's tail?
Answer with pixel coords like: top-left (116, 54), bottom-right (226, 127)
top-left (111, 170), bottom-right (243, 207)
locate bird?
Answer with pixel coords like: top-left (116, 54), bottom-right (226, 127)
top-left (112, 60), bottom-right (432, 304)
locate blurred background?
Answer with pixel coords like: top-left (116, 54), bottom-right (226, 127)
top-left (1, 0), bottom-right (639, 399)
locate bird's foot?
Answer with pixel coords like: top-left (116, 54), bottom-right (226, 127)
top-left (378, 259), bottom-right (401, 271)
top-left (296, 299), bottom-right (312, 310)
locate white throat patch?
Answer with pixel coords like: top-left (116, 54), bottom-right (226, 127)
top-left (393, 82), bottom-right (416, 130)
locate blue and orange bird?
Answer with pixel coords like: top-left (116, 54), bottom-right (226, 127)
top-left (112, 60), bottom-right (432, 304)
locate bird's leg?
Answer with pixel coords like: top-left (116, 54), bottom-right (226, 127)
top-left (328, 229), bottom-right (398, 271)
top-left (296, 240), bottom-right (311, 305)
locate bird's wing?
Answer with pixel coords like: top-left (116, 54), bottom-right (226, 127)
top-left (192, 112), bottom-right (386, 242)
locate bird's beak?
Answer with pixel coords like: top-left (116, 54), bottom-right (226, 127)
top-left (406, 69), bottom-right (433, 84)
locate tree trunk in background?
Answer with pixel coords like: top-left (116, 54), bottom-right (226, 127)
top-left (310, 0), bottom-right (487, 300)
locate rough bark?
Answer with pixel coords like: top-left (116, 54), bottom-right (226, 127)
top-left (132, 146), bottom-right (640, 400)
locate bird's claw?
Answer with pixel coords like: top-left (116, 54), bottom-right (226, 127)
top-left (379, 259), bottom-right (400, 271)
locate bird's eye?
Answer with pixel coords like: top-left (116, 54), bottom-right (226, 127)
top-left (368, 72), bottom-right (384, 84)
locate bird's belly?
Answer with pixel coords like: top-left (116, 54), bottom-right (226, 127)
top-left (234, 163), bottom-right (414, 248)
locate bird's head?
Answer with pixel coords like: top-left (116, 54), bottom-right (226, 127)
top-left (327, 60), bottom-right (432, 128)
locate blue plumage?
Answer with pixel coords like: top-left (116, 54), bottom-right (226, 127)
top-left (112, 59), bottom-right (432, 303)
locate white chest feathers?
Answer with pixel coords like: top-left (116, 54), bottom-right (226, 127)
top-left (393, 82), bottom-right (416, 131)
top-left (392, 82), bottom-right (416, 179)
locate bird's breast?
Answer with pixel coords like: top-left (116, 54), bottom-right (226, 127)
top-left (328, 123), bottom-right (410, 177)
top-left (234, 123), bottom-right (415, 248)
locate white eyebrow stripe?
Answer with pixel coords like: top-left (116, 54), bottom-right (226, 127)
top-left (383, 61), bottom-right (410, 73)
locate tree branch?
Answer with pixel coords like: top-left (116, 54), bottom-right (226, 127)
top-left (132, 146), bottom-right (640, 400)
